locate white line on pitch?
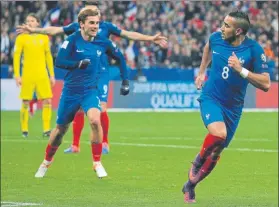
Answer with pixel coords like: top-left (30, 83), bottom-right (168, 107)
top-left (111, 142), bottom-right (278, 153)
top-left (1, 201), bottom-right (42, 206)
top-left (1, 138), bottom-right (278, 153)
top-left (119, 136), bottom-right (275, 142)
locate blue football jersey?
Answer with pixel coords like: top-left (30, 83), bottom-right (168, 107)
top-left (201, 31), bottom-right (268, 106)
top-left (55, 31), bottom-right (128, 92)
top-left (63, 21), bottom-right (122, 74)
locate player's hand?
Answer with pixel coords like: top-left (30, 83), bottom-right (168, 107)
top-left (228, 52), bottom-right (242, 72)
top-left (78, 59), bottom-right (91, 69)
top-left (120, 80), bottom-right (129, 96)
top-left (16, 24), bottom-right (34, 34)
top-left (195, 73), bottom-right (206, 90)
top-left (15, 77), bottom-right (22, 87)
top-left (50, 76), bottom-right (56, 87)
top-left (152, 32), bottom-right (168, 49)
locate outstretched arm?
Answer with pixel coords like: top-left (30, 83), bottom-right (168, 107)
top-left (16, 24), bottom-right (64, 36)
top-left (120, 30), bottom-right (168, 48)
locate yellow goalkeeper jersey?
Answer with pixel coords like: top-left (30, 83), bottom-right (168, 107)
top-left (13, 34), bottom-right (54, 80)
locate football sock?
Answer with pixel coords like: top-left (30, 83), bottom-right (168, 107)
top-left (101, 111), bottom-right (109, 143)
top-left (42, 104), bottom-right (52, 132)
top-left (91, 143), bottom-right (102, 162)
top-left (187, 134), bottom-right (224, 185)
top-left (191, 155), bottom-right (220, 185)
top-left (20, 103), bottom-right (29, 132)
top-left (199, 133), bottom-right (225, 159)
top-left (45, 144), bottom-right (59, 161)
top-left (72, 111), bottom-right (85, 147)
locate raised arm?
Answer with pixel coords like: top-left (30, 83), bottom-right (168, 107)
top-left (120, 30), bottom-right (168, 48)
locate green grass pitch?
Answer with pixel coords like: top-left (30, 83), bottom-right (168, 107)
top-left (1, 111), bottom-right (278, 207)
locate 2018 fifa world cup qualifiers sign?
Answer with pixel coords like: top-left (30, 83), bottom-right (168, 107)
top-left (113, 81), bottom-right (201, 109)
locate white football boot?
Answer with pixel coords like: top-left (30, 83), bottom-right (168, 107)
top-left (35, 160), bottom-right (52, 178)
top-left (93, 162), bottom-right (108, 178)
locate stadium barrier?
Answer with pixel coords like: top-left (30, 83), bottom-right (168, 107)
top-left (1, 79), bottom-right (277, 111)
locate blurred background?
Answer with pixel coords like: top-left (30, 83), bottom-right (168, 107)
top-left (1, 1), bottom-right (278, 110)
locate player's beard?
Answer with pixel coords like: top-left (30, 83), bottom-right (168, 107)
top-left (224, 33), bottom-right (237, 44)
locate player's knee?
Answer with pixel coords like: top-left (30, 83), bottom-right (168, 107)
top-left (88, 117), bottom-right (101, 127)
top-left (209, 129), bottom-right (227, 139)
top-left (208, 122), bottom-right (227, 139)
top-left (22, 100), bottom-right (29, 105)
top-left (215, 131), bottom-right (226, 139)
top-left (56, 124), bottom-right (69, 137)
top-left (42, 99), bottom-right (51, 105)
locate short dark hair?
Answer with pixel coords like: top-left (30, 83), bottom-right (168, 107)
top-left (78, 9), bottom-right (99, 24)
top-left (84, 1), bottom-right (100, 6)
top-left (228, 10), bottom-right (250, 35)
top-left (26, 13), bottom-right (40, 24)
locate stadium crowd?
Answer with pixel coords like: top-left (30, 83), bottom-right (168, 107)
top-left (1, 1), bottom-right (278, 81)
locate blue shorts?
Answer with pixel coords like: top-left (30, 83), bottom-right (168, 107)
top-left (98, 73), bottom-right (110, 102)
top-left (56, 88), bottom-right (101, 125)
top-left (198, 95), bottom-right (242, 147)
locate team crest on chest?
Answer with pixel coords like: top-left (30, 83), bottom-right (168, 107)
top-left (239, 57), bottom-right (245, 65)
top-left (97, 50), bottom-right (102, 57)
top-left (261, 54), bottom-right (266, 62)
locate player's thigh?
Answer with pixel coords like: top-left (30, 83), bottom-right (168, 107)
top-left (36, 79), bottom-right (52, 100)
top-left (81, 90), bottom-right (101, 115)
top-left (56, 91), bottom-right (81, 125)
top-left (222, 107), bottom-right (242, 147)
top-left (199, 98), bottom-right (227, 138)
top-left (20, 80), bottom-right (35, 100)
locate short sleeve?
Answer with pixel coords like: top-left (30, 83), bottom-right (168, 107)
top-left (251, 42), bottom-right (269, 74)
top-left (63, 22), bottom-right (80, 36)
top-left (106, 22), bottom-right (122, 36)
top-left (209, 31), bottom-right (221, 49)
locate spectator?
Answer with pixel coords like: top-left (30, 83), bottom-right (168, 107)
top-left (1, 1), bottom-right (278, 82)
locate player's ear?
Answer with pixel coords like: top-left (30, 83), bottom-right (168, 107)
top-left (235, 28), bottom-right (243, 36)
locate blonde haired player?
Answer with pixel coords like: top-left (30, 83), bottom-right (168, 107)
top-left (13, 13), bottom-right (55, 138)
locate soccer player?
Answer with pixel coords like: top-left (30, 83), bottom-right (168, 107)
top-left (13, 13), bottom-right (55, 138)
top-left (17, 2), bottom-right (167, 154)
top-left (182, 11), bottom-right (271, 203)
top-left (34, 9), bottom-right (129, 178)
